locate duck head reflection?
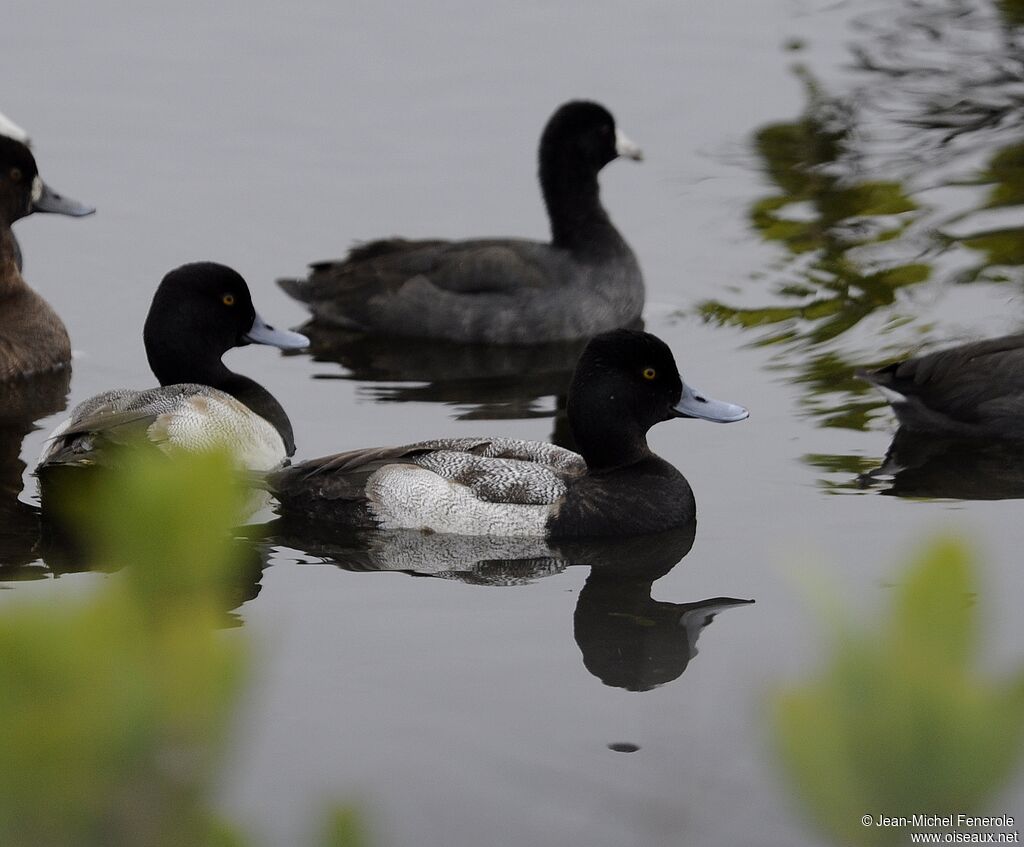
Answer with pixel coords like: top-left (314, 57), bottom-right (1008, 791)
top-left (560, 531), bottom-right (755, 691)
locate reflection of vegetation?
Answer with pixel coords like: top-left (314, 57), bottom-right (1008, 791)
top-left (704, 68), bottom-right (923, 344)
top-left (701, 0), bottom-right (1024, 440)
top-left (1000, 0), bottom-right (1024, 26)
top-left (699, 67), bottom-right (928, 429)
top-left (960, 142), bottom-right (1024, 272)
top-left (802, 452), bottom-right (880, 495)
top-left (0, 451), bottom-right (366, 847)
top-left (774, 537), bottom-right (1024, 845)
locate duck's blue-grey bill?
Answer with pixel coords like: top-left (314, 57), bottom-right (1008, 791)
top-left (245, 313), bottom-right (310, 350)
top-left (32, 181), bottom-right (95, 217)
top-left (671, 383), bottom-right (748, 423)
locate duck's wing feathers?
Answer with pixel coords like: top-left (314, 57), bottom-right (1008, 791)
top-left (863, 334), bottom-right (1024, 422)
top-left (281, 238), bottom-right (557, 302)
top-left (272, 437), bottom-right (585, 506)
top-left (38, 385), bottom-right (282, 470)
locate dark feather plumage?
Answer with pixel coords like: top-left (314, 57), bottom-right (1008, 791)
top-left (862, 334), bottom-right (1024, 437)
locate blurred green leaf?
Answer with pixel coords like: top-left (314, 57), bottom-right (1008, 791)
top-left (321, 807), bottom-right (370, 847)
top-left (0, 450), bottom-right (248, 847)
top-left (774, 537), bottom-right (1024, 846)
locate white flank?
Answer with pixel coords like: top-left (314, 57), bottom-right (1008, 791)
top-left (366, 465), bottom-right (552, 537)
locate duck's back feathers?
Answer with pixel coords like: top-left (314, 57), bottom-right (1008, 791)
top-left (301, 238), bottom-right (556, 296)
top-left (271, 437), bottom-right (586, 535)
top-left (278, 237), bottom-right (639, 343)
top-left (38, 384), bottom-right (286, 471)
top-left (863, 334), bottom-right (1024, 436)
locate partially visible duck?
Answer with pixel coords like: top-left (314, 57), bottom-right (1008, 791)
top-left (269, 329), bottom-right (748, 538)
top-left (860, 333), bottom-right (1024, 438)
top-left (0, 116), bottom-right (94, 380)
top-left (278, 100), bottom-right (645, 343)
top-left (37, 262), bottom-right (309, 475)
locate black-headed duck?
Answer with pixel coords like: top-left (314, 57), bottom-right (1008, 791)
top-left (269, 329), bottom-right (748, 538)
top-left (37, 262), bottom-right (308, 475)
top-left (278, 100), bottom-right (644, 343)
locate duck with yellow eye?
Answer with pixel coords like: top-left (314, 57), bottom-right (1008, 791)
top-left (270, 329), bottom-right (748, 539)
top-left (37, 262), bottom-right (309, 484)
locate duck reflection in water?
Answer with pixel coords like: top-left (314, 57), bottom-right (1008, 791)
top-left (0, 369), bottom-right (70, 579)
top-left (294, 326), bottom-right (596, 427)
top-left (33, 522), bottom-right (270, 626)
top-left (564, 529), bottom-right (754, 692)
top-left (859, 428), bottom-right (1024, 501)
top-left (271, 521), bottom-right (753, 691)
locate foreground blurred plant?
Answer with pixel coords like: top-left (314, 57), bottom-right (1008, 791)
top-left (0, 451), bottom-right (367, 847)
top-left (774, 537), bottom-right (1024, 846)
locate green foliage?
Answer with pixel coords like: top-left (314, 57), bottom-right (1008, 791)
top-left (321, 807), bottom-right (371, 847)
top-left (0, 450), bottom-right (250, 847)
top-left (0, 449), bottom-right (373, 846)
top-left (774, 538), bottom-right (1024, 846)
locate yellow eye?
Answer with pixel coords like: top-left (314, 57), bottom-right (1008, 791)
top-left (642, 367), bottom-right (657, 381)
top-left (222, 293), bottom-right (235, 306)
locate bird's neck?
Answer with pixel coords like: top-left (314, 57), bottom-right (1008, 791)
top-left (540, 156), bottom-right (625, 258)
top-left (148, 352), bottom-right (296, 456)
top-left (571, 410), bottom-right (652, 472)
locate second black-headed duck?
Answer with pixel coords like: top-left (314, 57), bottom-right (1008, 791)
top-left (278, 100), bottom-right (645, 344)
top-left (37, 262), bottom-right (308, 475)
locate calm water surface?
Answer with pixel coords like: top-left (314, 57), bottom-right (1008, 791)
top-left (4, 1), bottom-right (1024, 845)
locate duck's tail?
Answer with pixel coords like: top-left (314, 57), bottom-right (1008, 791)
top-left (276, 275), bottom-right (312, 303)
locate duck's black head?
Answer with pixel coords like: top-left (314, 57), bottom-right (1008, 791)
top-left (144, 262), bottom-right (308, 385)
top-left (567, 329), bottom-right (748, 470)
top-left (0, 132), bottom-right (94, 229)
top-left (0, 136), bottom-right (42, 226)
top-left (143, 262), bottom-right (308, 456)
top-left (540, 101), bottom-right (643, 174)
top-left (538, 101), bottom-right (642, 254)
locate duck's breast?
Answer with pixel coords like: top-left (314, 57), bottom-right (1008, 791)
top-left (149, 390), bottom-right (286, 471)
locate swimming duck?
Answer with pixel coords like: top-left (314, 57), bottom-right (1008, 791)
top-left (860, 333), bottom-right (1024, 438)
top-left (37, 262), bottom-right (309, 475)
top-left (0, 117), bottom-right (95, 380)
top-left (269, 329), bottom-right (748, 538)
top-left (278, 100), bottom-right (645, 343)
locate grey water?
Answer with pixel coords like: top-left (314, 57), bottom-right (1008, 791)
top-left (4, 0), bottom-right (1024, 845)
